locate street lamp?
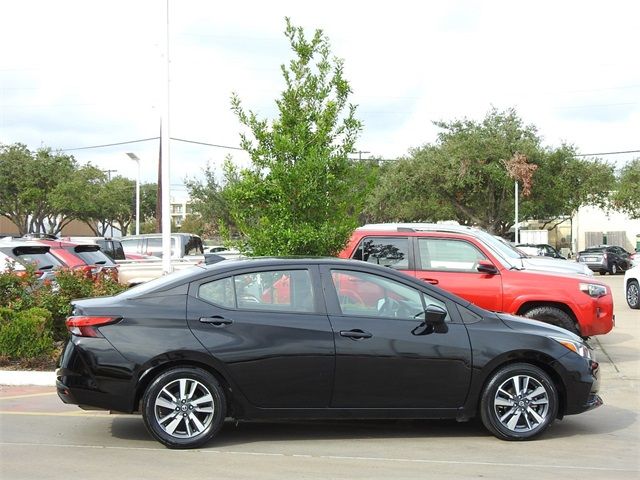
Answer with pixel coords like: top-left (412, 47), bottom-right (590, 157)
top-left (126, 153), bottom-right (141, 235)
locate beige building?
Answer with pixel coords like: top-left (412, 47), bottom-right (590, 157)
top-left (1, 216), bottom-right (95, 237)
top-left (572, 205), bottom-right (640, 253)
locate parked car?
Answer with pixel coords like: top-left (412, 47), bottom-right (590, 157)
top-left (577, 245), bottom-right (633, 275)
top-left (57, 257), bottom-right (602, 448)
top-left (624, 264), bottom-right (640, 309)
top-left (516, 243), bottom-right (566, 259)
top-left (33, 238), bottom-right (119, 281)
top-left (64, 237), bottom-right (126, 261)
top-left (120, 233), bottom-right (204, 259)
top-left (494, 236), bottom-right (591, 276)
top-left (0, 238), bottom-right (62, 282)
top-left (338, 223), bottom-right (613, 337)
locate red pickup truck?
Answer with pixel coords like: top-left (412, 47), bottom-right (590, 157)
top-left (338, 224), bottom-right (614, 337)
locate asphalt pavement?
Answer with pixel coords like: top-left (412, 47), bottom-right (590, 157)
top-left (0, 274), bottom-right (638, 480)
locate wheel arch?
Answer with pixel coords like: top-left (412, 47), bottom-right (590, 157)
top-left (468, 351), bottom-right (568, 420)
top-left (133, 353), bottom-right (244, 418)
top-left (516, 301), bottom-right (579, 333)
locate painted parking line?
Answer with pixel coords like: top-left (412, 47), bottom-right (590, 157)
top-left (0, 391), bottom-right (58, 401)
top-left (0, 441), bottom-right (635, 473)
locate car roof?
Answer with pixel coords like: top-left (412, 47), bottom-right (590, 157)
top-left (122, 256), bottom-right (473, 308)
top-left (0, 237), bottom-right (53, 250)
top-left (121, 233), bottom-right (200, 239)
top-left (358, 223), bottom-right (478, 234)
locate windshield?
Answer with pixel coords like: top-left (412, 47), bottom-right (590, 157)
top-left (472, 231), bottom-right (522, 268)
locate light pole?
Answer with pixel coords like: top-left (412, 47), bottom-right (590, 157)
top-left (126, 153), bottom-right (141, 236)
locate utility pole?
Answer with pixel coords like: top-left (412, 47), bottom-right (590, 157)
top-left (102, 169), bottom-right (117, 237)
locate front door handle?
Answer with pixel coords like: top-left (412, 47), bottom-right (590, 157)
top-left (339, 329), bottom-right (372, 340)
top-left (420, 277), bottom-right (439, 285)
top-left (199, 316), bottom-right (233, 326)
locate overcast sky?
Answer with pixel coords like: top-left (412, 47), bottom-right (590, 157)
top-left (1, 0), bottom-right (639, 200)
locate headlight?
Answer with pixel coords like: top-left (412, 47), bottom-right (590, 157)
top-left (550, 336), bottom-right (593, 360)
top-left (579, 282), bottom-right (607, 298)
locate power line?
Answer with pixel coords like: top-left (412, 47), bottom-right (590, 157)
top-left (60, 137), bottom-right (160, 151)
top-left (170, 137), bottom-right (244, 151)
top-left (575, 149), bottom-right (640, 157)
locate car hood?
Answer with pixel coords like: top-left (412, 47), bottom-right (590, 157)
top-left (496, 312), bottom-right (584, 341)
top-left (520, 256), bottom-right (593, 276)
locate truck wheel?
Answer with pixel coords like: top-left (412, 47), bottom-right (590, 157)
top-left (522, 306), bottom-right (580, 336)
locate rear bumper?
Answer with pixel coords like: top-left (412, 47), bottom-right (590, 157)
top-left (56, 337), bottom-right (136, 413)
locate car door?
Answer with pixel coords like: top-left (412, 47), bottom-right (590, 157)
top-left (321, 266), bottom-right (472, 409)
top-left (414, 237), bottom-right (504, 312)
top-left (187, 265), bottom-right (335, 408)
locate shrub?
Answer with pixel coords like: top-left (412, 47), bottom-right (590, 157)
top-left (0, 307), bottom-right (54, 359)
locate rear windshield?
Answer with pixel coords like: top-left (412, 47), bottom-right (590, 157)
top-left (66, 246), bottom-right (116, 266)
top-left (0, 246), bottom-right (62, 270)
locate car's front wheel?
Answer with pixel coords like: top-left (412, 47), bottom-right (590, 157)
top-left (142, 367), bottom-right (226, 449)
top-left (610, 263), bottom-right (618, 275)
top-left (480, 363), bottom-right (558, 440)
top-left (627, 280), bottom-right (640, 309)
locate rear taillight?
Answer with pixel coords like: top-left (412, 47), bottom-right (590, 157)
top-left (65, 316), bottom-right (120, 337)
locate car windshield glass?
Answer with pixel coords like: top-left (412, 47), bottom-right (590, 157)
top-left (472, 231), bottom-right (520, 268)
top-left (6, 248), bottom-right (63, 270)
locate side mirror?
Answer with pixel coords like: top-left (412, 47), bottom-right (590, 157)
top-left (476, 260), bottom-right (498, 275)
top-left (412, 305), bottom-right (448, 335)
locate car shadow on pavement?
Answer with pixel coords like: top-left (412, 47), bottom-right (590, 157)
top-left (109, 417), bottom-right (490, 445)
top-left (108, 405), bottom-right (636, 447)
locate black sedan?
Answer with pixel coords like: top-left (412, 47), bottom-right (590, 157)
top-left (57, 258), bottom-right (602, 448)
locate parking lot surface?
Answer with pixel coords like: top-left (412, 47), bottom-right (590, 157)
top-left (1, 275), bottom-right (638, 480)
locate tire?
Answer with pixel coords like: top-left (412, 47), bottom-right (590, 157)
top-left (627, 280), bottom-right (640, 309)
top-left (598, 270), bottom-right (607, 275)
top-left (480, 363), bottom-right (558, 441)
top-left (522, 306), bottom-right (580, 336)
top-left (142, 367), bottom-right (226, 449)
top-left (610, 263), bottom-right (618, 275)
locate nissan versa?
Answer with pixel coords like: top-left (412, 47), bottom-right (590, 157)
top-left (57, 258), bottom-right (602, 449)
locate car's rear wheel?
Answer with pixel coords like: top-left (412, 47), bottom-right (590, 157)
top-left (142, 367), bottom-right (226, 449)
top-left (627, 280), bottom-right (640, 309)
top-left (480, 363), bottom-right (558, 440)
top-left (522, 306), bottom-right (579, 336)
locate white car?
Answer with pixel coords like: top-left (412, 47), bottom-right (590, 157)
top-left (624, 264), bottom-right (640, 309)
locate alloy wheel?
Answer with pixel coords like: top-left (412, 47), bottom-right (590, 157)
top-left (153, 378), bottom-right (215, 439)
top-left (492, 374), bottom-right (550, 433)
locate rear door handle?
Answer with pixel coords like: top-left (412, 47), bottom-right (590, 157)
top-left (339, 329), bottom-right (372, 339)
top-left (199, 316), bottom-right (233, 326)
top-left (420, 277), bottom-right (439, 285)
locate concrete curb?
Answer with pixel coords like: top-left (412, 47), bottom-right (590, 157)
top-left (0, 370), bottom-right (56, 386)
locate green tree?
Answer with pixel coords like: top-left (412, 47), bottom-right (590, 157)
top-left (365, 109), bottom-right (615, 235)
top-left (225, 18), bottom-right (368, 255)
top-left (612, 158), bottom-right (640, 218)
top-left (185, 161), bottom-right (235, 236)
top-left (0, 143), bottom-right (81, 235)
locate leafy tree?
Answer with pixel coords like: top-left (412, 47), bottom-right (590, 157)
top-left (184, 161), bottom-right (235, 236)
top-left (364, 109), bottom-right (615, 235)
top-left (612, 158), bottom-right (640, 218)
top-left (225, 18), bottom-right (369, 255)
top-left (0, 143), bottom-right (81, 235)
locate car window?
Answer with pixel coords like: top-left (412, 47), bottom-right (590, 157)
top-left (199, 277), bottom-right (235, 309)
top-left (120, 238), bottom-right (140, 252)
top-left (199, 269), bottom-right (315, 312)
top-left (418, 238), bottom-right (486, 271)
top-left (330, 269), bottom-right (447, 320)
top-left (2, 247), bottom-right (62, 270)
top-left (351, 237), bottom-right (409, 269)
top-left (184, 236), bottom-right (204, 256)
top-left (69, 247), bottom-right (116, 266)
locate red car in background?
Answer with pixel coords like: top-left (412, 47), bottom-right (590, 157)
top-left (338, 224), bottom-right (614, 338)
top-left (33, 238), bottom-right (119, 281)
